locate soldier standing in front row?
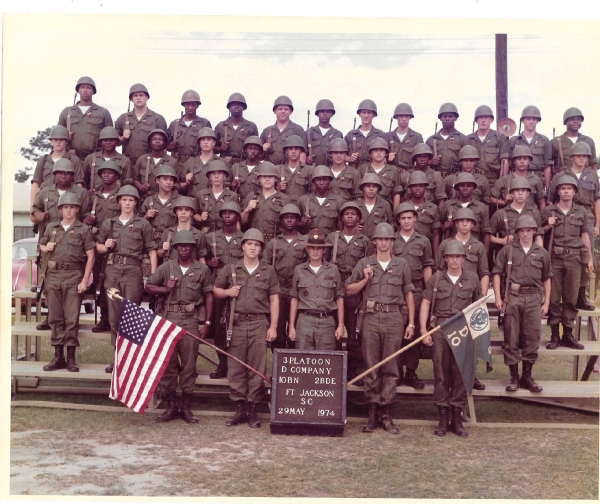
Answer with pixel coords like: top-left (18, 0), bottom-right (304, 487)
top-left (146, 230), bottom-right (214, 424)
top-left (493, 215), bottom-right (551, 393)
top-left (214, 229), bottom-right (279, 429)
top-left (346, 222), bottom-right (415, 434)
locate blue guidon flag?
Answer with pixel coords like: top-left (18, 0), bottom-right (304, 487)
top-left (109, 299), bottom-right (186, 413)
top-left (439, 295), bottom-right (493, 394)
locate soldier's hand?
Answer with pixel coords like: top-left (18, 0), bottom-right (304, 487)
top-left (587, 260), bottom-right (594, 274)
top-left (288, 327), bottom-right (296, 342)
top-left (357, 223), bottom-right (364, 233)
top-left (263, 142), bottom-right (272, 153)
top-left (168, 140), bottom-right (178, 151)
top-left (141, 183), bottom-right (151, 193)
top-left (185, 172), bottom-right (194, 183)
top-left (266, 326), bottom-right (277, 342)
top-left (228, 285), bottom-right (241, 297)
top-left (46, 242), bottom-right (56, 252)
top-left (388, 152), bottom-right (396, 162)
top-left (77, 281), bottom-right (87, 294)
top-left (122, 129), bottom-right (131, 140)
top-left (146, 208), bottom-right (159, 218)
top-left (230, 179), bottom-right (240, 191)
top-left (444, 219), bottom-right (453, 229)
top-left (423, 334), bottom-right (433, 347)
top-left (83, 215), bottom-right (96, 226)
top-left (105, 238), bottom-right (115, 249)
top-left (507, 234), bottom-right (514, 244)
top-left (199, 323), bottom-right (210, 339)
top-left (548, 216), bottom-right (557, 226)
top-left (306, 154), bottom-right (315, 165)
top-left (594, 226), bottom-right (599, 237)
top-left (495, 299), bottom-right (503, 312)
top-left (429, 155), bottom-right (441, 166)
top-left (220, 141), bottom-right (230, 151)
top-left (279, 180), bottom-right (288, 191)
top-left (541, 303), bottom-right (549, 316)
top-left (69, 131), bottom-right (75, 140)
top-left (349, 152), bottom-right (359, 163)
top-left (166, 277), bottom-right (177, 290)
top-left (334, 325), bottom-right (344, 341)
top-left (505, 194), bottom-right (513, 203)
top-left (246, 200), bottom-right (259, 211)
top-left (87, 188), bottom-right (96, 197)
top-left (199, 211), bottom-right (209, 222)
top-left (32, 211), bottom-right (46, 224)
top-left (363, 265), bottom-right (373, 281)
top-left (162, 241), bottom-right (171, 251)
top-left (208, 257), bottom-right (219, 268)
top-left (301, 215), bottom-right (311, 225)
top-left (403, 325), bottom-right (414, 339)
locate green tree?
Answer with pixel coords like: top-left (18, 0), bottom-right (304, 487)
top-left (17, 127), bottom-right (52, 182)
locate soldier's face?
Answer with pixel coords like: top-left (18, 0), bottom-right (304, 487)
top-left (476, 115), bottom-right (494, 129)
top-left (361, 183), bottom-right (379, 199)
top-left (460, 159), bottom-right (477, 172)
top-left (370, 148), bottom-right (387, 163)
top-left (54, 170), bottom-right (73, 187)
top-left (78, 84), bottom-right (94, 101)
top-left (517, 228), bottom-right (536, 242)
top-left (228, 102), bottom-right (245, 117)
top-left (156, 175), bottom-right (174, 192)
top-left (457, 183), bottom-right (475, 198)
top-left (175, 243), bottom-right (194, 261)
top-left (571, 154), bottom-right (589, 169)
top-left (513, 156), bottom-right (530, 171)
top-left (60, 204), bottom-right (79, 220)
top-left (510, 188), bottom-right (530, 204)
top-left (51, 138), bottom-right (68, 151)
top-left (558, 184), bottom-right (575, 201)
top-left (373, 237), bottom-right (393, 252)
top-left (131, 92), bottom-right (148, 108)
top-left (565, 116), bottom-right (582, 133)
top-left (313, 177), bottom-right (331, 192)
top-left (409, 183), bottom-right (426, 198)
top-left (182, 102), bottom-right (198, 115)
top-left (414, 154), bottom-right (430, 169)
top-left (209, 171), bottom-right (227, 186)
top-left (101, 138), bottom-right (118, 151)
top-left (242, 239), bottom-right (262, 259)
top-left (176, 207), bottom-right (194, 222)
top-left (220, 210), bottom-right (239, 227)
top-left (455, 218), bottom-right (474, 234)
top-left (440, 113), bottom-right (456, 129)
top-left (444, 254), bottom-right (465, 271)
top-left (199, 137), bottom-right (216, 153)
top-left (522, 117), bottom-right (539, 132)
top-left (119, 195), bottom-right (137, 213)
top-left (307, 246), bottom-right (324, 262)
top-left (259, 175), bottom-right (277, 190)
top-left (150, 134), bottom-right (166, 151)
top-left (317, 110), bottom-right (333, 123)
top-left (280, 213), bottom-right (299, 231)
top-left (397, 212), bottom-right (416, 232)
top-left (244, 144), bottom-right (262, 161)
top-left (359, 110), bottom-right (375, 125)
top-left (99, 169), bottom-right (118, 186)
top-left (341, 208), bottom-right (359, 228)
top-left (285, 146), bottom-right (302, 162)
top-left (274, 105), bottom-right (292, 121)
top-left (330, 151), bottom-right (346, 165)
top-left (396, 114), bottom-right (411, 129)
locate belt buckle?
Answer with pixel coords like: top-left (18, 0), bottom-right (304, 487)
top-left (383, 304), bottom-right (390, 313)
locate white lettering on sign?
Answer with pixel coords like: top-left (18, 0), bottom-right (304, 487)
top-left (282, 357), bottom-right (331, 365)
top-left (447, 325), bottom-right (469, 347)
top-left (279, 376), bottom-right (299, 384)
top-left (278, 407), bottom-right (305, 415)
top-left (289, 367), bottom-right (332, 375)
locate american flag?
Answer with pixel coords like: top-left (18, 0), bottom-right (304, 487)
top-left (109, 299), bottom-right (186, 413)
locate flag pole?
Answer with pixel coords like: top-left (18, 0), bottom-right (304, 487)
top-left (107, 289), bottom-right (272, 384)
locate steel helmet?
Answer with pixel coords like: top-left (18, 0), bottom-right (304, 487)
top-left (438, 102), bottom-right (459, 119)
top-left (328, 138), bottom-right (348, 153)
top-left (205, 160), bottom-right (230, 177)
top-left (57, 192), bottom-right (81, 208)
top-left (116, 185), bottom-right (140, 201)
top-left (219, 201), bottom-right (242, 216)
top-left (563, 107), bottom-right (584, 124)
top-left (98, 126), bottom-right (120, 141)
top-left (442, 239), bottom-right (467, 256)
top-left (511, 145), bottom-right (534, 160)
top-left (315, 99), bottom-right (335, 115)
top-left (570, 142), bottom-right (592, 157)
top-left (393, 103), bottom-right (414, 118)
top-left (279, 203), bottom-right (302, 219)
top-left (256, 162), bottom-right (280, 178)
top-left (283, 135), bottom-right (306, 152)
top-left (49, 125), bottom-right (70, 140)
top-left (147, 128), bottom-right (169, 143)
top-left (311, 165), bottom-right (334, 181)
top-left (359, 173), bottom-right (383, 190)
top-left (371, 222), bottom-right (395, 239)
top-left (154, 165), bottom-right (178, 180)
top-left (474, 105), bottom-right (494, 120)
top-left (53, 158), bottom-right (75, 173)
top-left (453, 207), bottom-right (477, 223)
top-left (357, 99), bottom-right (377, 116)
top-left (407, 171), bottom-right (429, 187)
top-left (227, 92), bottom-right (247, 109)
top-left (197, 127), bottom-right (217, 140)
top-left (75, 76), bottom-right (96, 94)
top-left (555, 175), bottom-right (579, 193)
top-left (339, 201), bottom-right (362, 219)
top-left (172, 230), bottom-right (196, 247)
top-left (241, 228), bottom-right (265, 245)
top-left (243, 136), bottom-right (264, 151)
top-left (394, 202), bottom-right (418, 219)
top-left (129, 83), bottom-right (149, 100)
top-left (509, 177), bottom-right (532, 192)
top-left (514, 214), bottom-right (538, 232)
top-left (97, 160), bottom-right (122, 177)
top-left (458, 145), bottom-right (481, 161)
top-left (453, 172), bottom-right (477, 189)
top-left (180, 89), bottom-right (201, 105)
top-left (173, 196), bottom-right (198, 213)
top-left (520, 105), bottom-right (542, 122)
top-left (273, 95), bottom-right (294, 112)
top-left (368, 137), bottom-right (390, 153)
top-left (411, 143), bottom-right (434, 160)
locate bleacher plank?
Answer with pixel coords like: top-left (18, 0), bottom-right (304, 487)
top-left (490, 341), bottom-right (600, 356)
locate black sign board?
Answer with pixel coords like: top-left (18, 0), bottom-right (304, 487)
top-left (270, 349), bottom-right (346, 436)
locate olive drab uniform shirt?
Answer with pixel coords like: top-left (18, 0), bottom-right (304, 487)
top-left (541, 204), bottom-right (591, 250)
top-left (343, 127), bottom-right (386, 168)
top-left (385, 128), bottom-right (424, 170)
top-left (489, 204), bottom-right (543, 239)
top-left (323, 231), bottom-right (373, 281)
top-left (466, 130), bottom-right (510, 186)
top-left (160, 226), bottom-right (208, 262)
top-left (358, 164), bottom-right (403, 205)
top-left (444, 171), bottom-right (491, 205)
top-left (214, 260), bottom-right (279, 315)
top-left (423, 269), bottom-right (482, 319)
top-left (356, 196), bottom-right (394, 239)
top-left (549, 167), bottom-right (600, 221)
top-left (115, 109), bottom-right (168, 163)
top-left (411, 200), bottom-right (442, 242)
top-left (84, 151), bottom-right (133, 190)
top-left (167, 115), bottom-right (211, 161)
top-left (89, 186), bottom-right (121, 234)
top-left (184, 154), bottom-right (230, 198)
top-left (392, 231), bottom-right (435, 291)
top-left (241, 190), bottom-right (291, 238)
top-left (230, 161), bottom-right (260, 202)
top-left (329, 165), bottom-right (360, 203)
top-left (306, 125), bottom-right (344, 166)
top-left (39, 219), bottom-right (96, 267)
top-left (440, 199), bottom-right (492, 242)
top-left (492, 172), bottom-right (546, 208)
top-left (58, 103), bottom-right (114, 160)
top-left (492, 241), bottom-right (551, 289)
top-left (147, 259), bottom-right (213, 309)
top-left (509, 133), bottom-right (553, 173)
top-left (133, 153), bottom-right (183, 196)
top-left (297, 193), bottom-right (344, 236)
top-left (263, 234), bottom-right (307, 294)
top-left (277, 163), bottom-right (312, 205)
top-left (260, 122), bottom-right (308, 166)
top-left (139, 192), bottom-right (178, 240)
top-left (32, 152), bottom-right (85, 189)
top-left (97, 215), bottom-right (157, 262)
top-left (205, 229), bottom-right (244, 272)
top-left (290, 261), bottom-right (345, 312)
top-left (194, 188), bottom-right (239, 232)
top-left (436, 236), bottom-right (490, 280)
top-left (215, 118), bottom-right (259, 161)
top-left (553, 133), bottom-right (597, 170)
top-left (400, 168), bottom-right (447, 203)
top-left (426, 128), bottom-right (468, 175)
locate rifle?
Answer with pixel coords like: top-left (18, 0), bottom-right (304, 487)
top-left (163, 229), bottom-right (173, 264)
top-left (161, 260), bottom-right (175, 318)
top-left (444, 209), bottom-right (452, 240)
top-left (557, 134), bottom-right (565, 171)
top-left (211, 231), bottom-right (218, 280)
top-left (427, 270), bottom-right (442, 330)
top-left (497, 240), bottom-right (514, 328)
top-left (307, 111), bottom-right (315, 167)
top-left (144, 156), bottom-right (151, 188)
top-left (355, 264), bottom-right (372, 339)
top-left (548, 210), bottom-right (556, 257)
top-left (472, 121), bottom-right (476, 134)
top-left (226, 264), bottom-right (237, 348)
top-left (173, 111), bottom-right (183, 158)
top-left (434, 121), bottom-right (438, 135)
top-left (272, 225), bottom-right (277, 267)
top-left (95, 220), bottom-right (114, 304)
top-left (89, 195), bottom-right (98, 233)
top-left (352, 135), bottom-right (358, 170)
top-left (331, 230), bottom-right (340, 264)
top-left (36, 229), bottom-right (56, 302)
top-left (389, 117), bottom-right (393, 132)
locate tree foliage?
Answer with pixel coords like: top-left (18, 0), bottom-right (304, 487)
top-left (16, 127), bottom-right (52, 182)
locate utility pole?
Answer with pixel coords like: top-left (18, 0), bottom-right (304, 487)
top-left (495, 34), bottom-right (508, 122)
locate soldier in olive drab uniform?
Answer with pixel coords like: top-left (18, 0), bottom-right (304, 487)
top-left (39, 192), bottom-right (95, 373)
top-left (205, 202), bottom-right (245, 379)
top-left (542, 175), bottom-right (594, 351)
top-left (356, 173), bottom-right (394, 239)
top-left (193, 161), bottom-right (238, 233)
top-left (261, 96), bottom-right (308, 166)
top-left (114, 83), bottom-right (168, 167)
top-left (509, 105), bottom-right (553, 190)
top-left (289, 229), bottom-right (345, 350)
top-left (58, 76), bottom-right (113, 162)
top-left (262, 204), bottom-right (307, 351)
top-left (550, 143), bottom-right (600, 311)
top-left (215, 93), bottom-right (259, 165)
top-left (139, 165), bottom-right (179, 247)
top-left (328, 138), bottom-right (360, 203)
top-left (404, 171), bottom-right (442, 256)
top-left (84, 127), bottom-right (133, 191)
top-left (553, 107), bottom-right (597, 173)
top-left (386, 103), bottom-right (424, 171)
top-left (392, 203), bottom-right (434, 389)
top-left (444, 145), bottom-right (491, 206)
top-left (159, 196), bottom-right (207, 264)
top-left (420, 239), bottom-right (482, 437)
top-left (297, 166), bottom-right (344, 236)
top-left (230, 136), bottom-right (263, 204)
top-left (276, 135), bottom-right (312, 205)
top-left (146, 230), bottom-right (214, 424)
top-left (167, 90), bottom-right (211, 166)
top-left (492, 146), bottom-right (546, 212)
top-left (96, 185), bottom-right (158, 372)
top-left (358, 138), bottom-right (402, 209)
top-left (346, 222), bottom-right (415, 434)
top-left (214, 229), bottom-right (279, 428)
top-left (466, 105), bottom-right (510, 187)
top-left (440, 172), bottom-right (491, 252)
top-left (399, 143), bottom-right (447, 209)
top-left (305, 99), bottom-right (344, 167)
top-left (240, 162), bottom-right (291, 240)
top-left (345, 99), bottom-right (386, 169)
top-left (324, 202), bottom-right (373, 380)
top-left (133, 129), bottom-right (183, 199)
top-left (426, 103), bottom-right (468, 178)
top-left (493, 215), bottom-right (551, 393)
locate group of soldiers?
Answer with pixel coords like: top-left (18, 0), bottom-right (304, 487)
top-left (30, 75), bottom-right (598, 435)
